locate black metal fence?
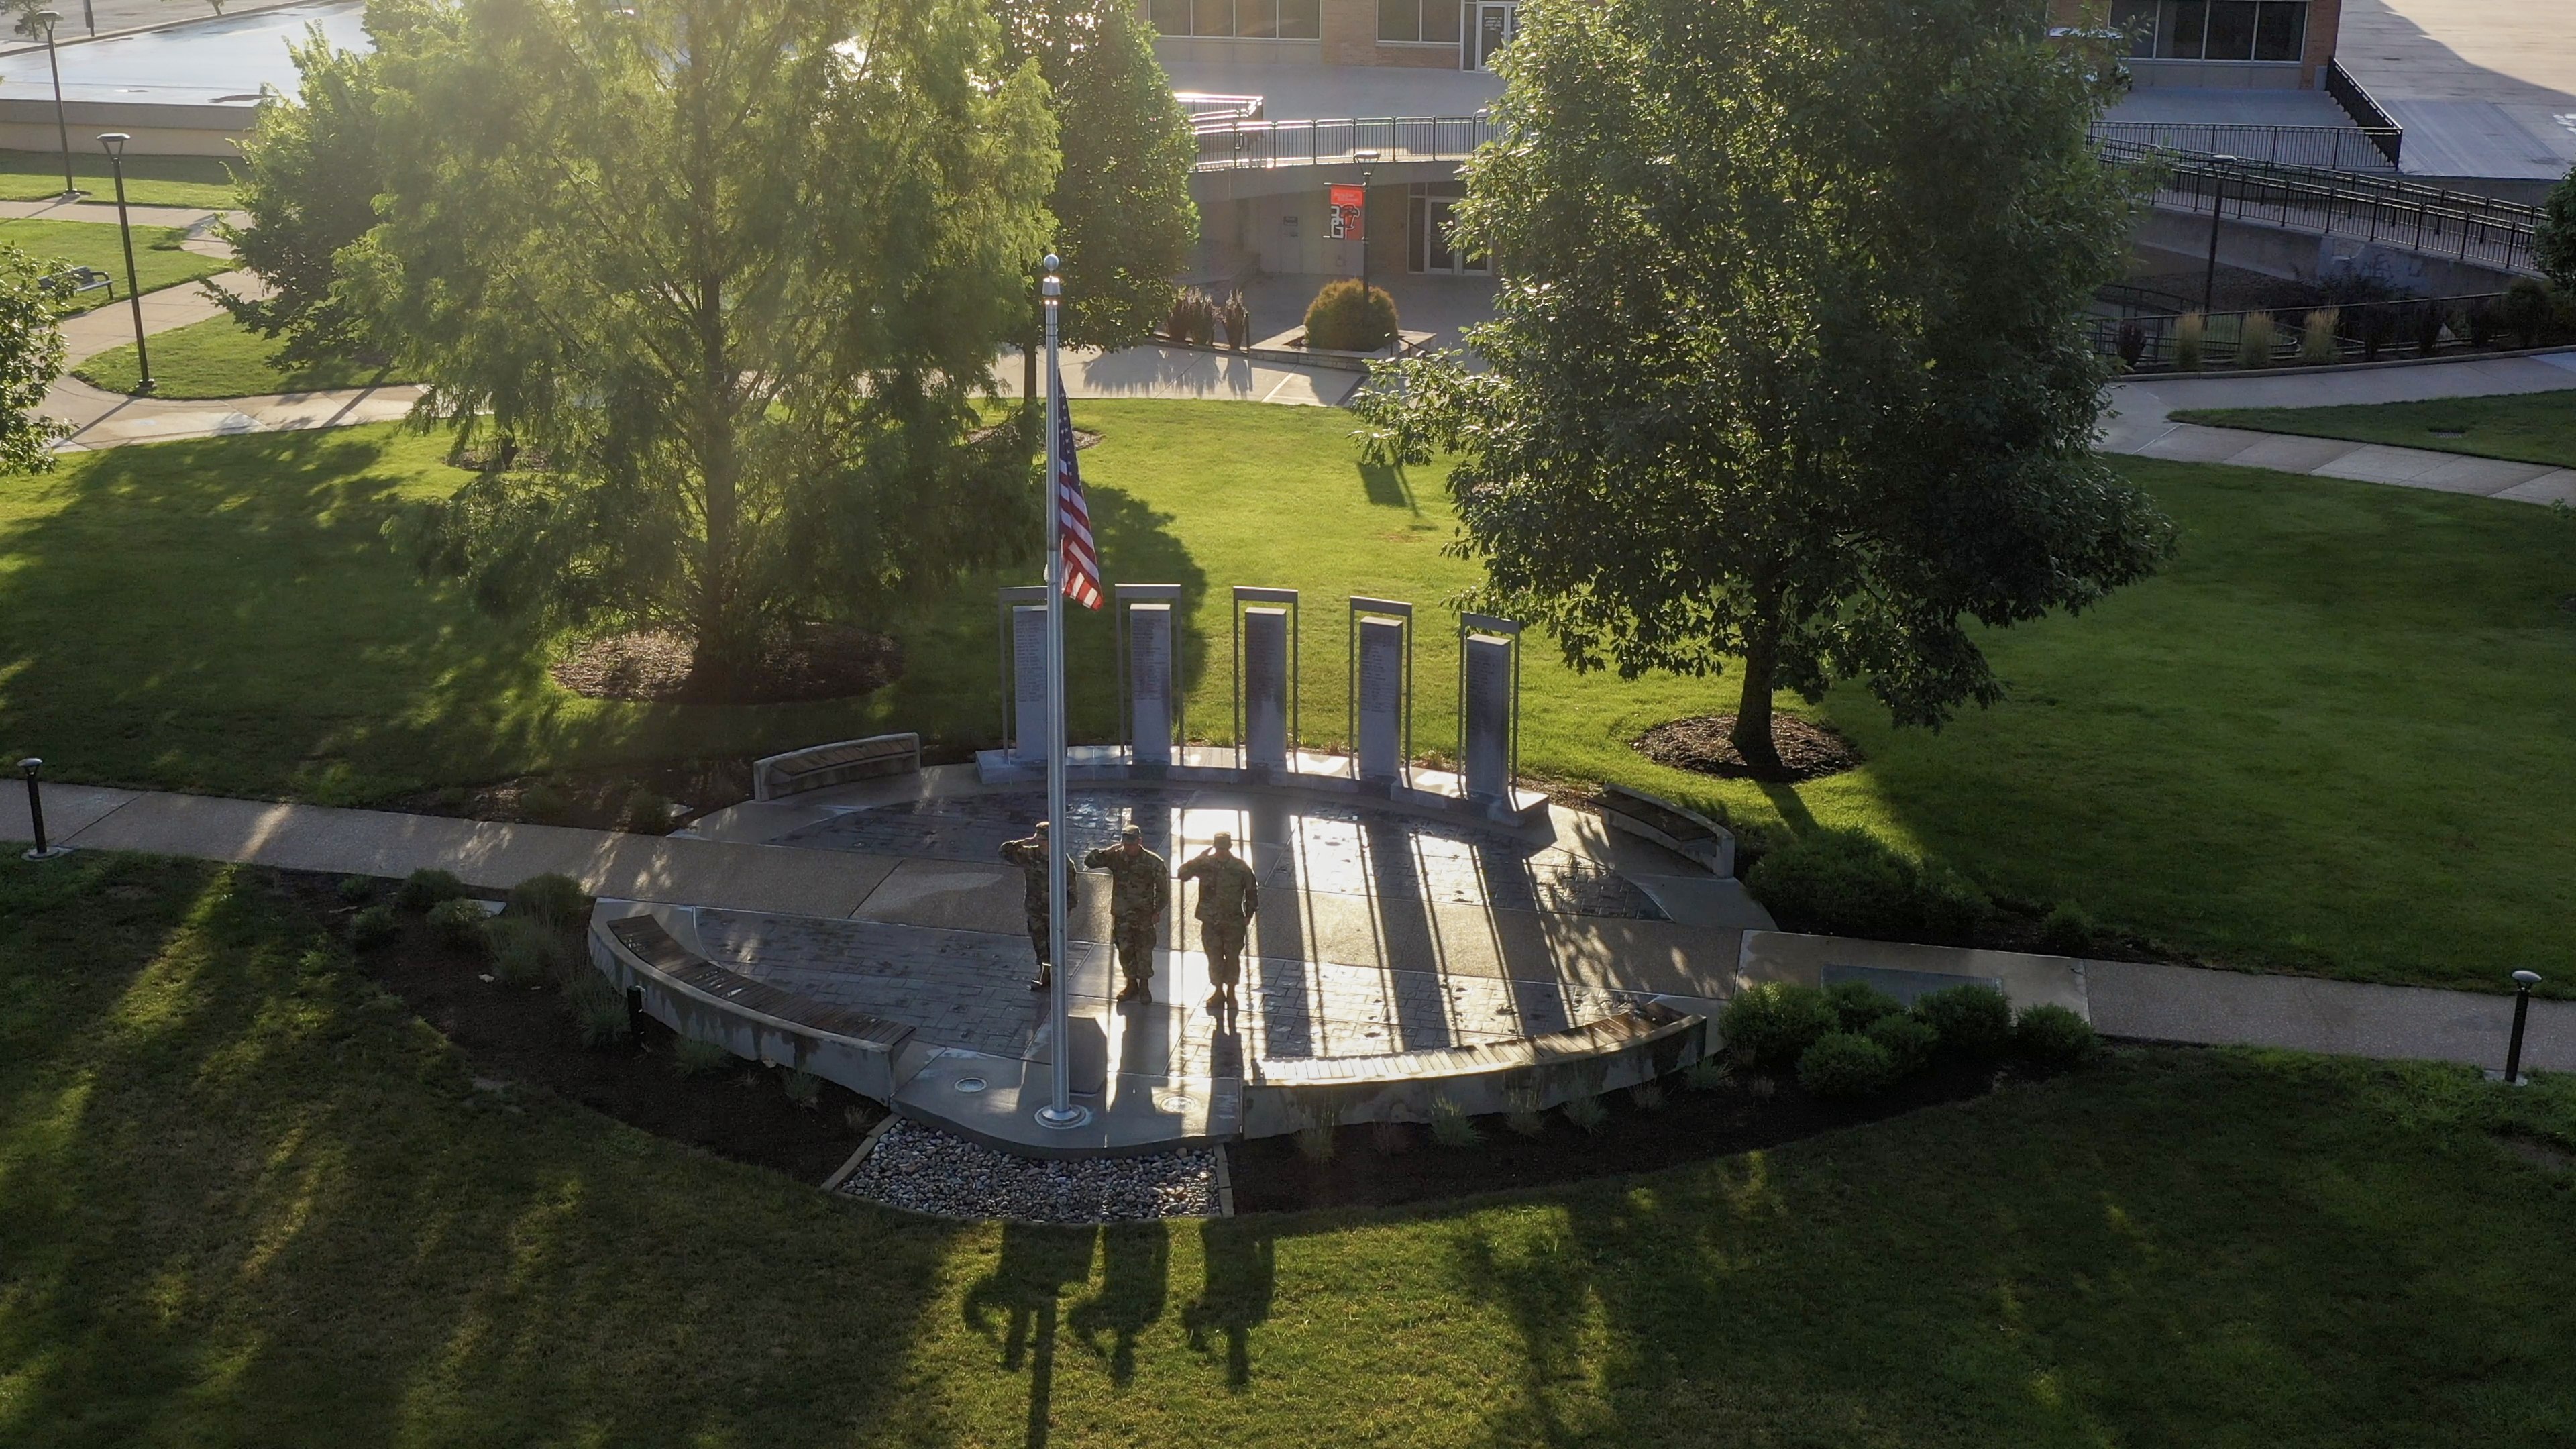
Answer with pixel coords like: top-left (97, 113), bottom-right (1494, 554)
top-left (2101, 141), bottom-right (2546, 276)
top-left (2091, 292), bottom-right (2524, 372)
top-left (1191, 116), bottom-right (1496, 172)
top-left (2088, 121), bottom-right (2398, 172)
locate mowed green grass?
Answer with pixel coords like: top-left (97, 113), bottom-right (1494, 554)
top-left (74, 312), bottom-right (401, 398)
top-left (3, 853), bottom-right (2573, 1448)
top-left (0, 217), bottom-right (230, 312)
top-left (0, 148), bottom-right (235, 209)
top-left (2176, 388), bottom-right (2576, 468)
top-left (1, 404), bottom-right (2573, 987)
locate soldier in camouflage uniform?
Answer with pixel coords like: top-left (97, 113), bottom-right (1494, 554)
top-left (1082, 822), bottom-right (1169, 1003)
top-left (1176, 830), bottom-right (1261, 1016)
top-left (998, 821), bottom-right (1079, 991)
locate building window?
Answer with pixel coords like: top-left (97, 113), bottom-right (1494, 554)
top-left (1377, 0), bottom-right (1460, 44)
top-left (1150, 0), bottom-right (1318, 39)
top-left (2139, 0), bottom-right (2306, 61)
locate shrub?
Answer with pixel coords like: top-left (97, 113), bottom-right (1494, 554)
top-left (1824, 980), bottom-right (1905, 1033)
top-left (396, 867), bottom-right (466, 912)
top-left (782, 1068), bottom-right (822, 1108)
top-left (2035, 902), bottom-right (2095, 957)
top-left (2498, 278), bottom-right (2555, 348)
top-left (1628, 1080), bottom-right (1667, 1112)
top-left (570, 975), bottom-right (631, 1049)
top-left (1220, 290), bottom-right (1251, 349)
top-left (1561, 1093), bottom-right (1610, 1136)
top-left (2538, 162), bottom-right (2576, 288)
top-left (1798, 1032), bottom-right (1898, 1099)
top-left (1503, 1087), bottom-right (1546, 1137)
top-left (507, 872), bottom-right (590, 932)
top-left (1302, 278), bottom-right (1398, 352)
top-left (1913, 983), bottom-right (2015, 1061)
top-left (1745, 830), bottom-right (1919, 939)
top-left (2413, 301), bottom-right (2446, 356)
top-left (1428, 1096), bottom-right (1481, 1148)
top-left (1720, 981), bottom-right (1840, 1072)
top-left (1865, 1013), bottom-right (1939, 1075)
top-left (619, 788), bottom-right (673, 835)
top-left (1164, 287), bottom-right (1218, 345)
top-left (672, 1036), bottom-right (737, 1077)
top-left (2115, 317), bottom-right (2146, 369)
top-left (521, 782), bottom-right (574, 824)
top-left (2299, 307), bottom-right (2339, 365)
top-left (426, 896), bottom-right (488, 949)
top-left (484, 914), bottom-right (561, 987)
top-left (349, 903), bottom-right (398, 949)
top-left (1684, 1056), bottom-right (1731, 1092)
top-left (2235, 310), bottom-right (2276, 369)
top-left (2014, 1003), bottom-right (2101, 1067)
top-left (1914, 865), bottom-right (1990, 947)
top-left (2464, 301), bottom-right (2496, 348)
top-left (2173, 311), bottom-right (2204, 371)
top-left (1295, 1104), bottom-right (1340, 1161)
top-left (336, 874), bottom-right (377, 905)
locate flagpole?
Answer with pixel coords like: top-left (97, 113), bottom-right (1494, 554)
top-left (1036, 254), bottom-right (1086, 1132)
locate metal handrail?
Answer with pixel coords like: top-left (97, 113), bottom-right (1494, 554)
top-left (2087, 120), bottom-right (2398, 172)
top-left (1191, 115), bottom-right (1496, 172)
top-left (2100, 140), bottom-right (2544, 276)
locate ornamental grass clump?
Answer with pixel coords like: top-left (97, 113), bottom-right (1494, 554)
top-left (1295, 1104), bottom-right (1340, 1161)
top-left (349, 903), bottom-right (398, 950)
top-left (2300, 307), bottom-right (2340, 365)
top-left (1684, 1056), bottom-right (1731, 1092)
top-left (2012, 1003), bottom-right (2101, 1067)
top-left (1164, 287), bottom-right (1218, 346)
top-left (570, 975), bottom-right (631, 1049)
top-left (1798, 1032), bottom-right (1898, 1099)
top-left (2174, 310), bottom-right (2205, 371)
top-left (483, 914), bottom-right (561, 987)
top-left (396, 867), bottom-right (466, 912)
top-left (1503, 1087), bottom-right (1547, 1138)
top-left (782, 1068), bottom-right (822, 1108)
top-left (1561, 1093), bottom-right (1610, 1136)
top-left (1719, 981), bottom-right (1839, 1073)
top-left (1913, 983), bottom-right (2015, 1061)
top-left (2237, 311), bottom-right (2277, 369)
top-left (1220, 290), bottom-right (1250, 349)
top-left (506, 871), bottom-right (591, 933)
top-left (672, 1036), bottom-right (737, 1078)
top-left (1428, 1096), bottom-right (1481, 1148)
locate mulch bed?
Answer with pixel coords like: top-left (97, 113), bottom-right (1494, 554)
top-left (1633, 712), bottom-right (1865, 784)
top-left (304, 873), bottom-right (881, 1184)
top-left (1228, 1057), bottom-right (2035, 1213)
top-left (385, 757), bottom-right (757, 834)
top-left (549, 624), bottom-right (903, 706)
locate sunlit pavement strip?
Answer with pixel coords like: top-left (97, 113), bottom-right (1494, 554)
top-left (840, 1119), bottom-right (1218, 1222)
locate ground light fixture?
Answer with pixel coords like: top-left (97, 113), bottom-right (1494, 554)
top-left (97, 133), bottom-right (152, 393)
top-left (1353, 147), bottom-right (1383, 350)
top-left (34, 11), bottom-right (78, 199)
top-left (19, 757), bottom-right (70, 861)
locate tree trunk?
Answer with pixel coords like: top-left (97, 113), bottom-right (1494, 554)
top-left (1731, 623), bottom-right (1782, 772)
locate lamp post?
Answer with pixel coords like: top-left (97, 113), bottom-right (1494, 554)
top-left (2504, 970), bottom-right (2542, 1086)
top-left (1352, 147), bottom-right (1382, 351)
top-left (97, 133), bottom-right (151, 392)
top-left (2200, 153), bottom-right (2237, 316)
top-left (34, 11), bottom-right (79, 201)
top-left (19, 758), bottom-right (69, 861)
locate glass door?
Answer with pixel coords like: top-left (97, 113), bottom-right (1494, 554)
top-left (1410, 192), bottom-right (1488, 275)
top-left (1462, 2), bottom-right (1517, 71)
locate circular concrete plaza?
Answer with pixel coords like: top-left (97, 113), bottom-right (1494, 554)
top-left (593, 766), bottom-right (1771, 1155)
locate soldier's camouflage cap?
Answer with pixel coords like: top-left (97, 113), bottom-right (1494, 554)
top-left (1120, 823), bottom-right (1143, 841)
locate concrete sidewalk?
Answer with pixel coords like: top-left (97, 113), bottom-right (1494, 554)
top-left (7, 779), bottom-right (2567, 1077)
top-left (2101, 350), bottom-right (2576, 505)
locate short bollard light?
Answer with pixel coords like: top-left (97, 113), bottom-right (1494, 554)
top-left (19, 757), bottom-right (71, 861)
top-left (2503, 969), bottom-right (2542, 1086)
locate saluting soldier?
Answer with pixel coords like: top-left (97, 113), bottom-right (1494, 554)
top-left (998, 821), bottom-right (1080, 992)
top-left (1082, 822), bottom-right (1170, 1004)
top-left (1176, 830), bottom-right (1261, 1015)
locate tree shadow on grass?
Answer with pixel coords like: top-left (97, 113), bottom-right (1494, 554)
top-left (0, 852), bottom-right (968, 1445)
top-left (1359, 461), bottom-right (1419, 513)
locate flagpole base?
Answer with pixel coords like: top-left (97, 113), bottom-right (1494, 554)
top-left (1033, 1102), bottom-right (1094, 1131)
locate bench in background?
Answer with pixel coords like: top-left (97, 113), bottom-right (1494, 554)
top-left (751, 731), bottom-right (922, 801)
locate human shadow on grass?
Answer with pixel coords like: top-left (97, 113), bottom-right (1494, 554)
top-left (0, 852), bottom-right (969, 1446)
top-left (963, 1223), bottom-right (1100, 1448)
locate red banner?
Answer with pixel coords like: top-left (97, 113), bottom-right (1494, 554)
top-left (1330, 184), bottom-right (1366, 242)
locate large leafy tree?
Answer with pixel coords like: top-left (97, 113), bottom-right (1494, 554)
top-left (354, 0), bottom-right (1057, 695)
top-left (991, 0), bottom-right (1197, 404)
top-left (0, 245), bottom-right (68, 470)
top-left (1358, 0), bottom-right (2174, 767)
top-left (2536, 163), bottom-right (2576, 290)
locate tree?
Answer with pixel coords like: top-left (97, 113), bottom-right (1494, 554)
top-left (991, 0), bottom-right (1197, 405)
top-left (0, 245), bottom-right (68, 471)
top-left (2536, 162), bottom-right (2576, 290)
top-left (350, 0), bottom-right (1057, 696)
top-left (1356, 0), bottom-right (2175, 769)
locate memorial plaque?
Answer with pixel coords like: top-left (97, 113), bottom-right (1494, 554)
top-left (1129, 602), bottom-right (1174, 765)
top-left (1356, 616), bottom-right (1404, 780)
top-left (1012, 606), bottom-right (1049, 763)
top-left (1243, 606), bottom-right (1289, 770)
top-left (1462, 632), bottom-right (1512, 799)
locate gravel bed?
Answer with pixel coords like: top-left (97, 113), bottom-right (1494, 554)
top-left (841, 1119), bottom-right (1220, 1223)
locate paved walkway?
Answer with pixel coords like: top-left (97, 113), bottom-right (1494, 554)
top-left (2102, 350), bottom-right (2576, 505)
top-left (7, 779), bottom-right (2568, 1076)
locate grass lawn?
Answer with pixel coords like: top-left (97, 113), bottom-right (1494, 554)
top-left (3, 852), bottom-right (2573, 1447)
top-left (73, 312), bottom-right (401, 398)
top-left (1, 406), bottom-right (2573, 987)
top-left (0, 217), bottom-right (230, 313)
top-left (0, 149), bottom-right (235, 210)
top-left (2174, 388), bottom-right (2576, 469)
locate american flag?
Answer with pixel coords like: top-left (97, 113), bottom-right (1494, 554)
top-left (1049, 350), bottom-right (1103, 610)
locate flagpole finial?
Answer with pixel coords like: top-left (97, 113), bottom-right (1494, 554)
top-left (1043, 252), bottom-right (1061, 272)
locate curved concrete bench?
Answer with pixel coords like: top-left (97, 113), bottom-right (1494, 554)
top-left (588, 906), bottom-right (915, 1098)
top-left (1238, 1004), bottom-right (1709, 1138)
top-left (752, 732), bottom-right (921, 801)
top-left (1601, 782), bottom-right (1736, 877)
